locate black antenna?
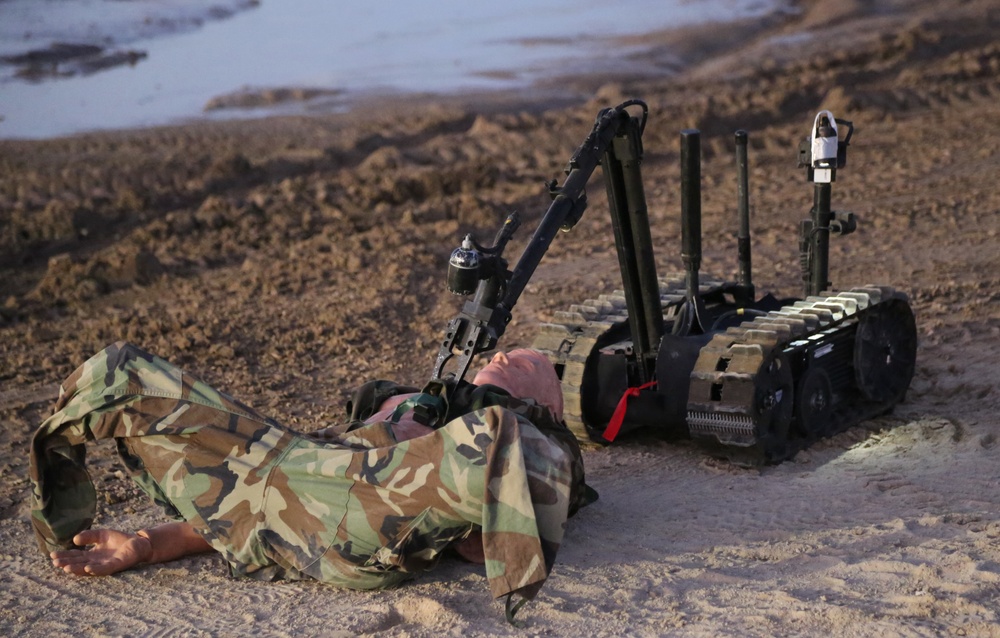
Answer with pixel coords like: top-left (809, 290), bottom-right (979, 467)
top-left (735, 130), bottom-right (755, 304)
top-left (675, 129), bottom-right (706, 335)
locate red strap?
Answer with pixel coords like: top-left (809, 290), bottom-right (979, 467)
top-left (602, 380), bottom-right (657, 442)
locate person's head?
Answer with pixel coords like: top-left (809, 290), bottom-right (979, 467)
top-left (472, 348), bottom-right (563, 420)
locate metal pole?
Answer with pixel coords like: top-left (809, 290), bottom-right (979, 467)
top-left (604, 114), bottom-right (661, 382)
top-left (735, 130), bottom-right (754, 301)
top-left (680, 129), bottom-right (702, 305)
top-left (808, 182), bottom-right (832, 296)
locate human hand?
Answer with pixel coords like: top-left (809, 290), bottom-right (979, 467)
top-left (366, 393), bottom-right (434, 442)
top-left (50, 528), bottom-right (152, 576)
top-left (453, 530), bottom-right (485, 564)
top-left (391, 419), bottom-right (434, 442)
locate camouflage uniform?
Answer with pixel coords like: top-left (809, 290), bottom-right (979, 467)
top-left (30, 342), bottom-right (589, 603)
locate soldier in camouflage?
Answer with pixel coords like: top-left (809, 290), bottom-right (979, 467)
top-left (30, 342), bottom-right (592, 617)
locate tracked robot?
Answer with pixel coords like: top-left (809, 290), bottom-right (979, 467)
top-left (427, 100), bottom-right (917, 465)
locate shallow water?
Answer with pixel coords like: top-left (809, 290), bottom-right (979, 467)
top-left (0, 0), bottom-right (789, 139)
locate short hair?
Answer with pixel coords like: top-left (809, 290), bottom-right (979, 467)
top-left (472, 349), bottom-right (563, 420)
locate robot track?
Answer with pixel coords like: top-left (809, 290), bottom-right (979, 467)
top-left (533, 279), bottom-right (918, 465)
top-left (531, 275), bottom-right (728, 441)
top-left (687, 285), bottom-right (917, 465)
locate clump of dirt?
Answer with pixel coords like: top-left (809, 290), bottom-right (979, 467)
top-left (204, 87), bottom-right (344, 111)
top-left (27, 247), bottom-right (164, 304)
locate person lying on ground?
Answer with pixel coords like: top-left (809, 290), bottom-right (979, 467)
top-left (30, 342), bottom-right (594, 615)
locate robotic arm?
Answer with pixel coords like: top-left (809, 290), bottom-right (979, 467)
top-left (429, 100), bottom-right (649, 388)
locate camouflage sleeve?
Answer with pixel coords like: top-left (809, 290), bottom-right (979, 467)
top-left (29, 342), bottom-right (412, 588)
top-left (30, 343), bottom-right (290, 553)
top-left (28, 342), bottom-right (301, 566)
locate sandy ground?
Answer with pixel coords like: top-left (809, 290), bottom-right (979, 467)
top-left (3, 0), bottom-right (1000, 635)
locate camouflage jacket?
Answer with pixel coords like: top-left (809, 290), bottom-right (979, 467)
top-left (29, 342), bottom-right (591, 602)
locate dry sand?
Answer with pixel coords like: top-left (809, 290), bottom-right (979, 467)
top-left (3, 1), bottom-right (1000, 635)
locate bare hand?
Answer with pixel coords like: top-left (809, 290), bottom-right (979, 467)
top-left (390, 419), bottom-right (434, 442)
top-left (454, 530), bottom-right (485, 564)
top-left (50, 529), bottom-right (152, 576)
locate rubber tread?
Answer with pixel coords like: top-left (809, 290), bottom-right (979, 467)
top-left (533, 278), bottom-right (916, 464)
top-left (532, 274), bottom-right (726, 440)
top-left (687, 286), bottom-right (913, 465)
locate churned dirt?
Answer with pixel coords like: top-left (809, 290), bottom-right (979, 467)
top-left (3, 0), bottom-right (1000, 635)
